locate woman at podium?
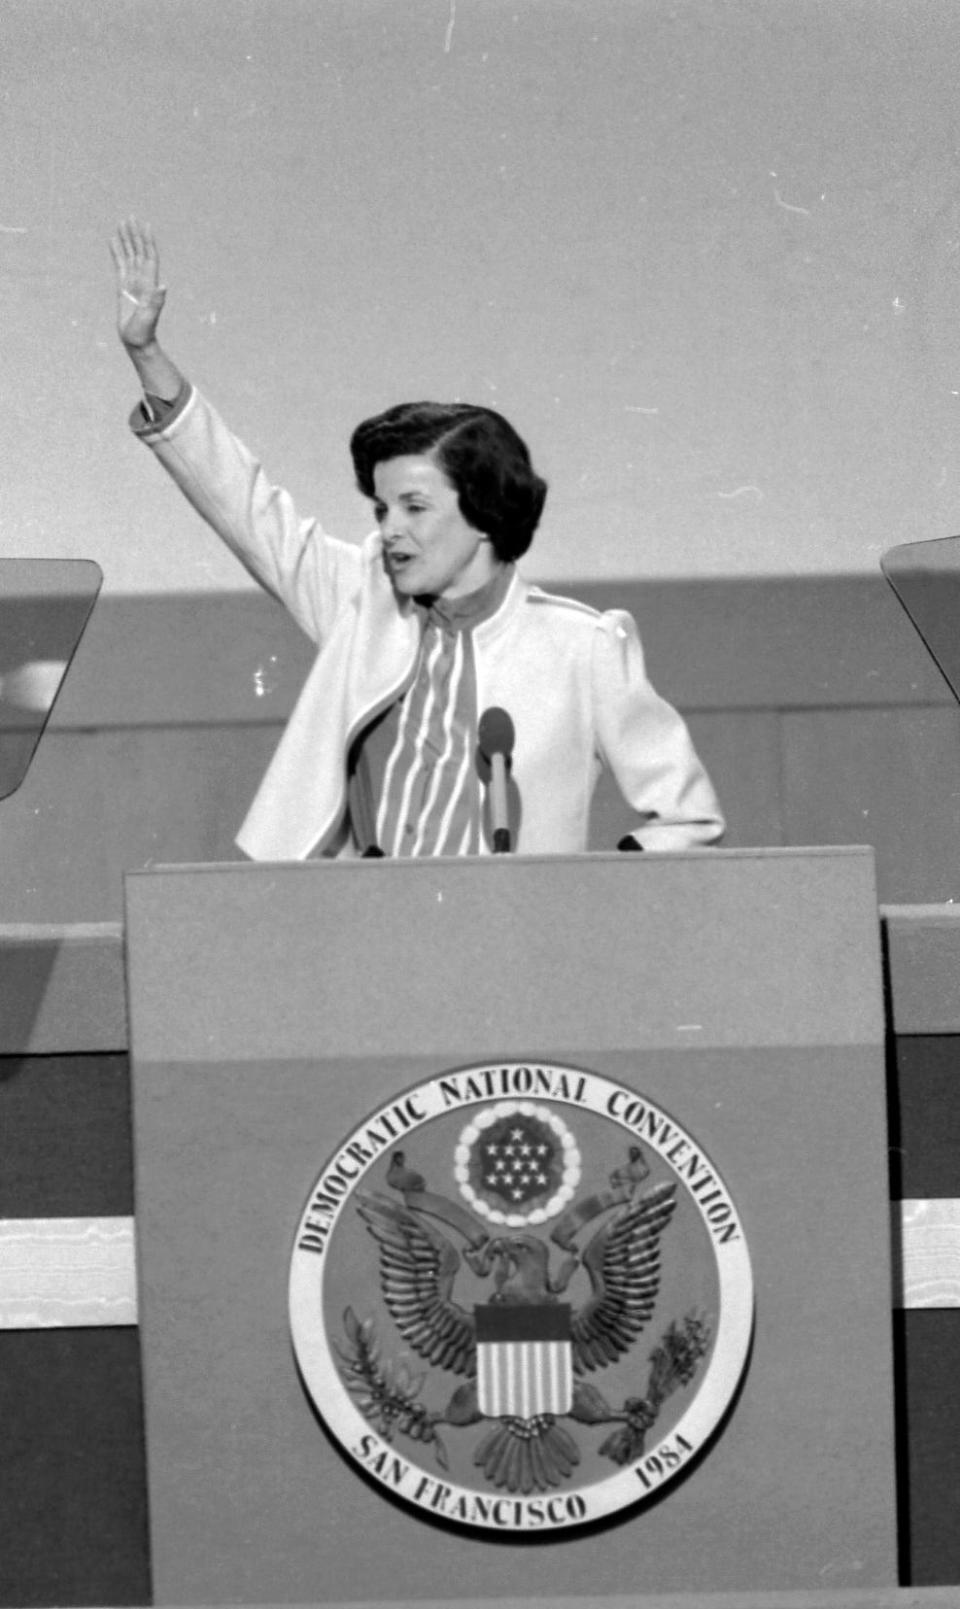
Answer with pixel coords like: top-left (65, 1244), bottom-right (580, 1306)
top-left (111, 219), bottom-right (723, 862)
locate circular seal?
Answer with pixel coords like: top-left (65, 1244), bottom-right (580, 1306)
top-left (289, 1063), bottom-right (753, 1534)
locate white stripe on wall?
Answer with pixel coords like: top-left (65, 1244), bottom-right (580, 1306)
top-left (896, 1198), bottom-right (960, 1308)
top-left (1, 1204), bottom-right (959, 1329)
top-left (0, 1217), bottom-right (136, 1329)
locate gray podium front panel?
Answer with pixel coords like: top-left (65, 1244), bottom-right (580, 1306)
top-left (125, 848), bottom-right (895, 1603)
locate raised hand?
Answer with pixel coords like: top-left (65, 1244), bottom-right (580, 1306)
top-left (110, 217), bottom-right (167, 349)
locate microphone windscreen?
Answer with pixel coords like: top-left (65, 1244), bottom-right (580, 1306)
top-left (478, 705), bottom-right (515, 759)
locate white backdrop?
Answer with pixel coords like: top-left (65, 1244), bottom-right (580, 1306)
top-left (5, 0), bottom-right (960, 590)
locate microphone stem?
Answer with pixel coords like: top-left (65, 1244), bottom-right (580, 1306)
top-left (489, 752), bottom-right (512, 853)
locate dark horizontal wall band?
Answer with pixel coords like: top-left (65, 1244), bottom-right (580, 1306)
top-left (0, 926), bottom-right (126, 1055)
top-left (888, 1035), bottom-right (960, 1201)
top-left (47, 575), bottom-right (951, 731)
top-left (882, 908), bottom-right (960, 1036)
top-left (3, 575), bottom-right (952, 918)
top-left (0, 1052), bottom-right (133, 1218)
top-left (2, 907), bottom-right (959, 1062)
top-left (896, 1309), bottom-right (960, 1587)
top-left (0, 1328), bottom-right (150, 1607)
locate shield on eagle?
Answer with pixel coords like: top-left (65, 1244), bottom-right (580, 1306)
top-left (475, 1302), bottom-right (573, 1418)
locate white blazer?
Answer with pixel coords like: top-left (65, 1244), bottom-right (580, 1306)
top-left (134, 387), bottom-right (724, 861)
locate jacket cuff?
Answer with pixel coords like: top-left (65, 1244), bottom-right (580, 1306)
top-left (129, 380), bottom-right (193, 440)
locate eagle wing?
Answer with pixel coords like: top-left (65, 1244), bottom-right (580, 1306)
top-left (355, 1192), bottom-right (476, 1376)
top-left (571, 1179), bottom-right (678, 1373)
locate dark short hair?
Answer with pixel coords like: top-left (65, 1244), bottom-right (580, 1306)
top-left (349, 401), bottom-right (547, 562)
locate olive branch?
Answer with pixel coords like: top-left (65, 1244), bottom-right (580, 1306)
top-left (336, 1307), bottom-right (450, 1469)
top-left (596, 1310), bottom-right (712, 1465)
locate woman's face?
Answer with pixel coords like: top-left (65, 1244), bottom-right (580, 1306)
top-left (372, 455), bottom-right (499, 600)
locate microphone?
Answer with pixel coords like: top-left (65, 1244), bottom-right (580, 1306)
top-left (478, 706), bottom-right (515, 854)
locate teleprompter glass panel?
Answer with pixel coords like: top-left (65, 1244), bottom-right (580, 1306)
top-left (0, 559), bottom-right (102, 801)
top-left (883, 536), bottom-right (960, 705)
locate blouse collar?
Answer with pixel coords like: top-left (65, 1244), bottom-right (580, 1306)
top-left (418, 563), bottom-right (514, 634)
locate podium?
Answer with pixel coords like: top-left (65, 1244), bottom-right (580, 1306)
top-left (125, 848), bottom-right (896, 1603)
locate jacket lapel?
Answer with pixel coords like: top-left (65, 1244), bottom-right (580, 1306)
top-left (237, 540), bottom-right (419, 860)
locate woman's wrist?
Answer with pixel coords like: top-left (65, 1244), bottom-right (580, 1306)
top-left (125, 340), bottom-right (184, 402)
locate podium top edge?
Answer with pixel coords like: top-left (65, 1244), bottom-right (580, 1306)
top-left (124, 845), bottom-right (877, 880)
top-left (177, 1589), bottom-right (958, 1609)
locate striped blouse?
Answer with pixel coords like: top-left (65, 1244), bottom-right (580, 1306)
top-left (347, 565), bottom-right (512, 857)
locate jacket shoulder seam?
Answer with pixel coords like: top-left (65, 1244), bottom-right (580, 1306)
top-left (525, 586), bottom-right (604, 622)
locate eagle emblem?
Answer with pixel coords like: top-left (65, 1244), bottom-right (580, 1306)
top-left (290, 1067), bottom-right (753, 1532)
top-left (335, 1100), bottom-right (710, 1494)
